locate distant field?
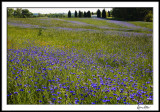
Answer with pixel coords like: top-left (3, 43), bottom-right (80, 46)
top-left (7, 17), bottom-right (153, 104)
top-left (127, 21), bottom-right (153, 29)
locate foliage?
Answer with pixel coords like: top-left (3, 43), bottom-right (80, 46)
top-left (8, 8), bottom-right (33, 18)
top-left (144, 11), bottom-right (153, 22)
top-left (91, 12), bottom-right (94, 15)
top-left (22, 9), bottom-right (33, 18)
top-left (75, 10), bottom-right (78, 17)
top-left (68, 10), bottom-right (71, 18)
top-left (79, 11), bottom-right (83, 18)
top-left (108, 11), bottom-right (111, 17)
top-left (87, 11), bottom-right (91, 18)
top-left (7, 8), bottom-right (14, 17)
top-left (112, 8), bottom-right (153, 22)
top-left (14, 8), bottom-right (22, 18)
top-left (102, 9), bottom-right (106, 18)
top-left (97, 9), bottom-right (101, 18)
top-left (84, 11), bottom-right (87, 17)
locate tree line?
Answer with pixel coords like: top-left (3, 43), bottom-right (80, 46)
top-left (67, 8), bottom-right (153, 22)
top-left (112, 8), bottom-right (153, 22)
top-left (68, 9), bottom-right (111, 18)
top-left (97, 9), bottom-right (111, 18)
top-left (7, 8), bottom-right (33, 18)
top-left (68, 10), bottom-right (92, 18)
top-left (7, 8), bottom-right (67, 18)
top-left (8, 8), bottom-right (153, 22)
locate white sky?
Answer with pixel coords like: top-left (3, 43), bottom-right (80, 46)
top-left (20, 8), bottom-right (112, 14)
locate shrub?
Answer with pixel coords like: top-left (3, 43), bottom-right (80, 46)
top-left (144, 11), bottom-right (153, 22)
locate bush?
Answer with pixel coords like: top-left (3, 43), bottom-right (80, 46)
top-left (144, 11), bottom-right (153, 22)
top-left (38, 29), bottom-right (43, 36)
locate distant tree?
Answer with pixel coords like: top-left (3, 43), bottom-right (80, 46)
top-left (92, 12), bottom-right (94, 15)
top-left (75, 10), bottom-right (77, 17)
top-left (79, 11), bottom-right (82, 17)
top-left (84, 11), bottom-right (87, 17)
top-left (136, 8), bottom-right (153, 21)
top-left (68, 10), bottom-right (71, 18)
top-left (102, 9), bottom-right (106, 18)
top-left (87, 11), bottom-right (91, 17)
top-left (108, 11), bottom-right (111, 17)
top-left (112, 8), bottom-right (121, 19)
top-left (81, 11), bottom-right (84, 17)
top-left (22, 9), bottom-right (32, 18)
top-left (112, 8), bottom-right (153, 21)
top-left (38, 13), bottom-right (43, 17)
top-left (97, 9), bottom-right (101, 18)
top-left (144, 10), bottom-right (153, 22)
top-left (14, 8), bottom-right (22, 18)
top-left (7, 8), bottom-right (14, 17)
top-left (29, 12), bottom-right (33, 18)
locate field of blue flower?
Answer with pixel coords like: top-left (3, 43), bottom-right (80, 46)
top-left (7, 17), bottom-right (153, 104)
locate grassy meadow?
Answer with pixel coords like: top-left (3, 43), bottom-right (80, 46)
top-left (7, 17), bottom-right (153, 104)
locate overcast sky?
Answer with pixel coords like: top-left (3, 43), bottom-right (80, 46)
top-left (21, 8), bottom-right (112, 14)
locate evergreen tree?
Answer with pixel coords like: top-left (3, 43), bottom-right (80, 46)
top-left (97, 9), bottom-right (101, 18)
top-left (79, 11), bottom-right (82, 17)
top-left (87, 11), bottom-right (91, 18)
top-left (75, 10), bottom-right (77, 17)
top-left (68, 10), bottom-right (71, 18)
top-left (92, 12), bottom-right (94, 15)
top-left (102, 9), bottom-right (106, 18)
top-left (108, 11), bottom-right (111, 17)
top-left (81, 11), bottom-right (84, 17)
top-left (84, 11), bottom-right (87, 17)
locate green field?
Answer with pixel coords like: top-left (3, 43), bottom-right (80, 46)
top-left (7, 17), bottom-right (153, 104)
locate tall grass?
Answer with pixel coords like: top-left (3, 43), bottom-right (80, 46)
top-left (127, 21), bottom-right (153, 29)
top-left (8, 18), bottom-right (153, 33)
top-left (7, 18), bottom-right (153, 104)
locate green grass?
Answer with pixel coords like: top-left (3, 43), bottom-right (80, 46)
top-left (62, 18), bottom-right (128, 28)
top-left (127, 21), bottom-right (153, 29)
top-left (8, 18), bottom-right (102, 31)
top-left (7, 24), bottom-right (152, 55)
top-left (8, 17), bottom-right (153, 33)
top-left (61, 18), bottom-right (153, 33)
top-left (7, 17), bottom-right (153, 105)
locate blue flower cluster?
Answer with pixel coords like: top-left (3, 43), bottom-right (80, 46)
top-left (7, 46), bottom-right (153, 104)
